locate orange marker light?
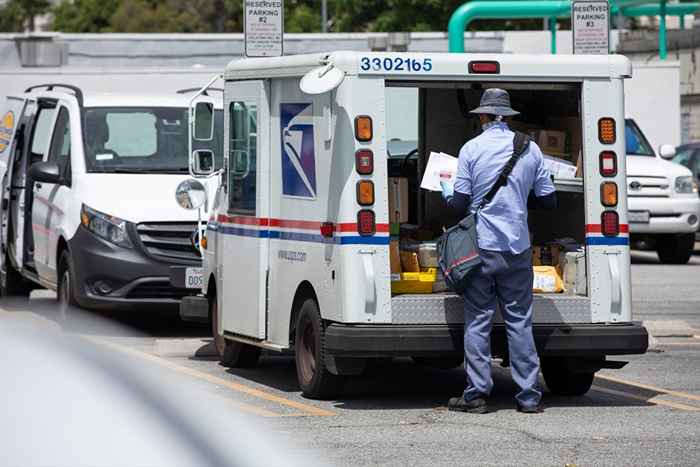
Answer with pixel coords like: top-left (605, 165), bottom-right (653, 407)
top-left (355, 116), bottom-right (373, 142)
top-left (598, 118), bottom-right (616, 144)
top-left (601, 182), bottom-right (618, 207)
top-left (200, 235), bottom-right (208, 250)
top-left (357, 180), bottom-right (375, 206)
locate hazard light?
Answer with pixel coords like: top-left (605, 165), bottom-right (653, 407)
top-left (355, 116), bottom-right (373, 142)
top-left (357, 180), bottom-right (375, 206)
top-left (601, 182), bottom-right (618, 207)
top-left (468, 61), bottom-right (500, 74)
top-left (598, 118), bottom-right (616, 144)
top-left (601, 211), bottom-right (620, 237)
top-left (357, 210), bottom-right (376, 236)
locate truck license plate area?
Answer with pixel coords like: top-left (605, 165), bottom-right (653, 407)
top-left (185, 267), bottom-right (203, 289)
top-left (628, 211), bottom-right (650, 223)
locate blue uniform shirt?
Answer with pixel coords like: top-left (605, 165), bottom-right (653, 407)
top-left (454, 122), bottom-right (555, 254)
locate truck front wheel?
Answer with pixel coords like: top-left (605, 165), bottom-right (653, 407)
top-left (210, 292), bottom-right (260, 368)
top-left (656, 233), bottom-right (695, 264)
top-left (294, 298), bottom-right (344, 399)
top-left (541, 358), bottom-right (595, 396)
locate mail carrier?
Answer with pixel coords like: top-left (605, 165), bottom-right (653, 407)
top-left (183, 51), bottom-right (648, 399)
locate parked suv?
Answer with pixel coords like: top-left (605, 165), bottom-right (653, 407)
top-left (0, 84), bottom-right (222, 310)
top-left (625, 119), bottom-right (700, 263)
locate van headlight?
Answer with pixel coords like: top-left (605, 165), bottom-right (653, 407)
top-left (80, 204), bottom-right (133, 248)
top-left (674, 176), bottom-right (699, 194)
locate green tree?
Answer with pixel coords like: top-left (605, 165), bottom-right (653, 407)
top-left (52, 0), bottom-right (120, 32)
top-left (0, 0), bottom-right (51, 32)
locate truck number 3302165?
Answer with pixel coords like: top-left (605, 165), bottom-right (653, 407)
top-left (359, 56), bottom-right (433, 73)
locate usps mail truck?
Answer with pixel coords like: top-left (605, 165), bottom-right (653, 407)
top-left (184, 51), bottom-right (648, 399)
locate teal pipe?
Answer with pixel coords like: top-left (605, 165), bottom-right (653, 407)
top-left (619, 3), bottom-right (698, 16)
top-left (660, 0), bottom-right (667, 59)
top-left (549, 17), bottom-right (557, 54)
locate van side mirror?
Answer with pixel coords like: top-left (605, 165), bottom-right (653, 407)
top-left (193, 102), bottom-right (214, 141)
top-left (659, 144), bottom-right (676, 160)
top-left (29, 161), bottom-right (62, 185)
top-left (192, 149), bottom-right (215, 176)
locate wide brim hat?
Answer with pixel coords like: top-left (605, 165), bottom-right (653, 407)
top-left (469, 88), bottom-right (520, 116)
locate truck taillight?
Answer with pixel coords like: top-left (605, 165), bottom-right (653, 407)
top-left (468, 61), bottom-right (500, 74)
top-left (320, 222), bottom-right (335, 238)
top-left (601, 182), bottom-right (618, 207)
top-left (357, 180), bottom-right (375, 206)
top-left (598, 118), bottom-right (616, 144)
top-left (355, 149), bottom-right (374, 175)
top-left (600, 151), bottom-right (617, 177)
top-left (601, 211), bottom-right (620, 236)
top-left (355, 116), bottom-right (373, 142)
top-left (357, 210), bottom-right (375, 236)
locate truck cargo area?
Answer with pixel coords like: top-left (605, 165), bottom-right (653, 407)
top-left (385, 81), bottom-right (589, 325)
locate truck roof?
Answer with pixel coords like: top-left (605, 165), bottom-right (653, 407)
top-left (22, 90), bottom-right (223, 109)
top-left (224, 51), bottom-right (632, 81)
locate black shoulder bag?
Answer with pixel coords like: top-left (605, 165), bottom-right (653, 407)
top-left (437, 131), bottom-right (531, 293)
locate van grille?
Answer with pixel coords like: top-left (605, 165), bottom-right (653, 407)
top-left (136, 222), bottom-right (201, 262)
top-left (627, 176), bottom-right (671, 198)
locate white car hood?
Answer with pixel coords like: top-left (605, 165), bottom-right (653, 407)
top-left (626, 155), bottom-right (693, 178)
top-left (77, 174), bottom-right (217, 223)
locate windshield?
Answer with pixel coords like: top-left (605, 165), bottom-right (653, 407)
top-left (84, 107), bottom-right (223, 173)
top-left (624, 119), bottom-right (655, 156)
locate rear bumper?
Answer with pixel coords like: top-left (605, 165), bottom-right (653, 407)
top-left (325, 323), bottom-right (648, 358)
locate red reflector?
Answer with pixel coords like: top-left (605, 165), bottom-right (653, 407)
top-left (601, 211), bottom-right (620, 237)
top-left (357, 210), bottom-right (376, 236)
top-left (320, 222), bottom-right (335, 238)
top-left (600, 151), bottom-right (617, 177)
top-left (355, 149), bottom-right (374, 175)
top-left (468, 61), bottom-right (500, 74)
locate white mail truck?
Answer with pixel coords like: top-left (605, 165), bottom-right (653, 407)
top-left (183, 51), bottom-right (648, 399)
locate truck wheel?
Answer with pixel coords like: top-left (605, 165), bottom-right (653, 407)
top-left (57, 251), bottom-right (79, 320)
top-left (541, 358), bottom-right (595, 396)
top-left (210, 293), bottom-right (261, 368)
top-left (656, 233), bottom-right (695, 264)
top-left (412, 356), bottom-right (464, 369)
top-left (1, 256), bottom-right (33, 297)
top-left (294, 298), bottom-right (344, 399)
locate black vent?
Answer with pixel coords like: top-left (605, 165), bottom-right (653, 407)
top-left (136, 222), bottom-right (201, 262)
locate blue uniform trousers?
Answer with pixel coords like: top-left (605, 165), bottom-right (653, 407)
top-left (461, 248), bottom-right (542, 408)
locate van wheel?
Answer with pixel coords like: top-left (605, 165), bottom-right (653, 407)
top-left (58, 251), bottom-right (78, 319)
top-left (541, 358), bottom-right (595, 396)
top-left (412, 356), bottom-right (464, 369)
top-left (656, 233), bottom-right (694, 264)
top-left (294, 298), bottom-right (344, 399)
top-left (211, 293), bottom-right (260, 368)
top-left (1, 257), bottom-right (32, 297)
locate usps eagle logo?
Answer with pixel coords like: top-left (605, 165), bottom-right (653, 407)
top-left (280, 103), bottom-right (316, 198)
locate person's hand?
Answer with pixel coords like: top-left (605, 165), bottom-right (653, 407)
top-left (440, 181), bottom-right (454, 201)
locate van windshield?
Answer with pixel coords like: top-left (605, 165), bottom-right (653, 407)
top-left (624, 119), bottom-right (655, 156)
top-left (83, 107), bottom-right (223, 173)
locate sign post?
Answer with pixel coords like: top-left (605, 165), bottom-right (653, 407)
top-left (572, 0), bottom-right (610, 55)
top-left (244, 0), bottom-right (284, 57)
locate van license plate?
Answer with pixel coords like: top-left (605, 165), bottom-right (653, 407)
top-left (628, 211), bottom-right (650, 223)
top-left (185, 267), bottom-right (204, 289)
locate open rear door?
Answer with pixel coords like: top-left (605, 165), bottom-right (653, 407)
top-left (0, 96), bottom-right (28, 276)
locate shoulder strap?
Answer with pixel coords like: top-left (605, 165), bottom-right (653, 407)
top-left (478, 131), bottom-right (530, 211)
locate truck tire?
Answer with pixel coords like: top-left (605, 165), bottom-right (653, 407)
top-left (541, 358), bottom-right (595, 396)
top-left (210, 293), bottom-right (261, 368)
top-left (58, 251), bottom-right (79, 320)
top-left (412, 356), bottom-right (464, 370)
top-left (294, 298), bottom-right (344, 399)
top-left (656, 233), bottom-right (695, 264)
top-left (1, 256), bottom-right (33, 297)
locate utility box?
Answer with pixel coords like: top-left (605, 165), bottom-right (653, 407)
top-left (15, 35), bottom-right (66, 67)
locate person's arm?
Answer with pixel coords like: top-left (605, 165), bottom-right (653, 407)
top-left (531, 144), bottom-right (558, 210)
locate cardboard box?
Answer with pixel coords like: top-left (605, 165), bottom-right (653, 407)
top-left (547, 117), bottom-right (582, 160)
top-left (400, 251), bottom-right (420, 272)
top-left (390, 240), bottom-right (402, 279)
top-left (388, 177), bottom-right (409, 224)
top-left (533, 129), bottom-right (567, 155)
top-left (532, 245), bottom-right (561, 267)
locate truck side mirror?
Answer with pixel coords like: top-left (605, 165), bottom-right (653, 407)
top-left (192, 149), bottom-right (215, 176)
top-left (193, 102), bottom-right (214, 141)
top-left (658, 144), bottom-right (676, 160)
top-left (29, 161), bottom-right (62, 185)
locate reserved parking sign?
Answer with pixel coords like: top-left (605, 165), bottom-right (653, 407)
top-left (572, 0), bottom-right (610, 55)
top-left (244, 0), bottom-right (284, 57)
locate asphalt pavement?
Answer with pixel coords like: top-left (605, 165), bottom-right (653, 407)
top-left (1, 250), bottom-right (699, 466)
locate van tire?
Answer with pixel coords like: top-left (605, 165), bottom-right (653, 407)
top-left (1, 257), bottom-right (33, 297)
top-left (541, 358), bottom-right (595, 396)
top-left (212, 293), bottom-right (261, 368)
top-left (294, 298), bottom-right (344, 399)
top-left (57, 251), bottom-right (78, 320)
top-left (656, 233), bottom-right (695, 264)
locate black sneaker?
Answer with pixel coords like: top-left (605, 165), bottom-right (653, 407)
top-left (448, 397), bottom-right (488, 414)
top-left (517, 404), bottom-right (543, 414)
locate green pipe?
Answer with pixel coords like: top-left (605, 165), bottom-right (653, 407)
top-left (619, 3), bottom-right (698, 16)
top-left (680, 14), bottom-right (685, 30)
top-left (549, 17), bottom-right (557, 54)
top-left (660, 0), bottom-right (667, 59)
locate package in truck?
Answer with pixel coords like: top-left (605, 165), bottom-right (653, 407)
top-left (420, 152), bottom-right (458, 192)
top-left (544, 155), bottom-right (578, 179)
top-left (533, 129), bottom-right (567, 155)
top-left (532, 266), bottom-right (564, 293)
top-left (417, 241), bottom-right (438, 268)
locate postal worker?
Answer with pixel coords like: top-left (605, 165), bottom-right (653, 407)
top-left (441, 88), bottom-right (557, 414)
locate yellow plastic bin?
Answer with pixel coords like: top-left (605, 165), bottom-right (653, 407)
top-left (391, 269), bottom-right (437, 294)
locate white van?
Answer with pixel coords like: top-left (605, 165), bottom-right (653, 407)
top-left (183, 52), bottom-right (648, 399)
top-left (0, 84), bottom-right (221, 311)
